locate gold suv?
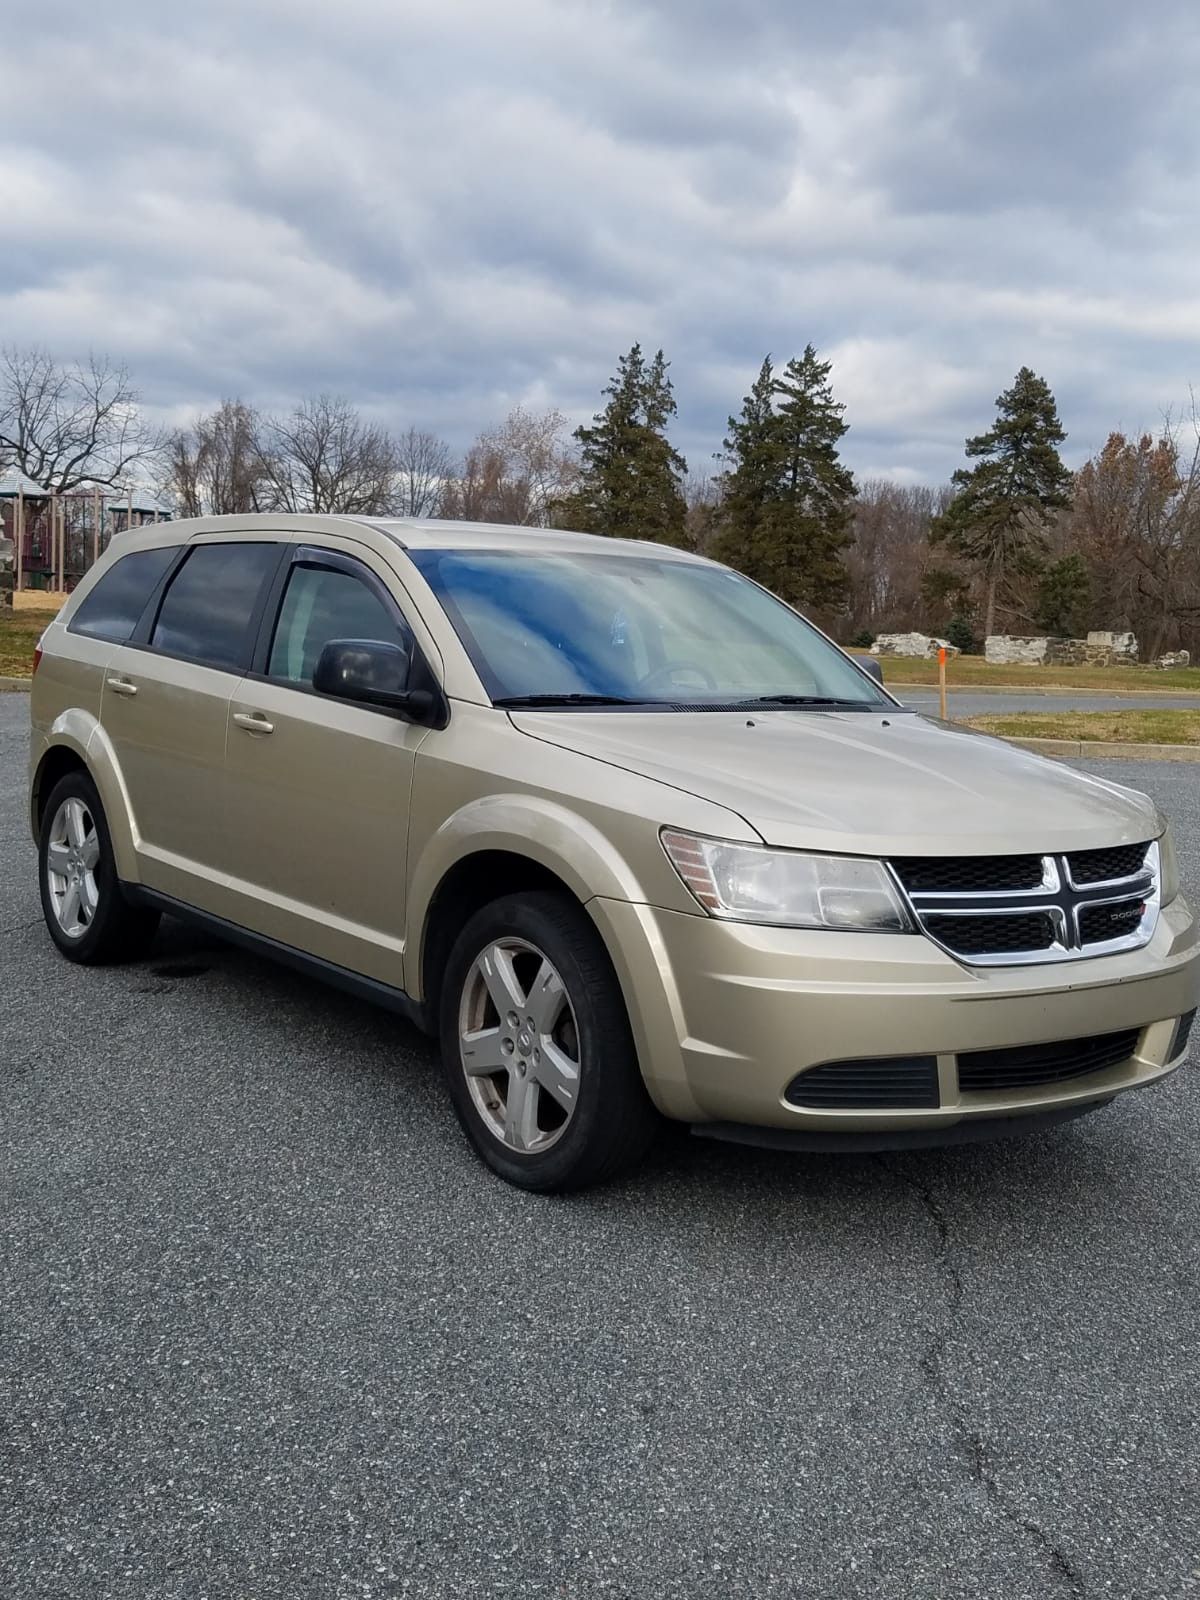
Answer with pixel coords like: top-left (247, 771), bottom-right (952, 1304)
top-left (28, 515), bottom-right (1199, 1189)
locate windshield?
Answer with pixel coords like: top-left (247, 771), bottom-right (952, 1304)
top-left (408, 548), bottom-right (892, 709)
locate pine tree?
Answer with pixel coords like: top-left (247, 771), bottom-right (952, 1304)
top-left (712, 346), bottom-right (855, 609)
top-left (566, 344), bottom-right (688, 546)
top-left (1036, 552), bottom-right (1091, 637)
top-left (933, 367), bottom-right (1073, 637)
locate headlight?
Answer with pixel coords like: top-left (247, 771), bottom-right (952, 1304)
top-left (1159, 824), bottom-right (1180, 905)
top-left (661, 830), bottom-right (914, 931)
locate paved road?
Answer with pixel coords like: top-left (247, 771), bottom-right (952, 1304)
top-left (3, 691), bottom-right (1198, 1600)
top-left (899, 688), bottom-right (1200, 717)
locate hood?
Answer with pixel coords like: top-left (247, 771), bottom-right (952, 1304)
top-left (511, 708), bottom-right (1161, 857)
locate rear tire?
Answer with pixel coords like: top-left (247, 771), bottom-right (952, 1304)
top-left (439, 891), bottom-right (658, 1192)
top-left (38, 770), bottom-right (160, 965)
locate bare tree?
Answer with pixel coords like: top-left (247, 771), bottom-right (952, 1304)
top-left (262, 395), bottom-right (399, 514)
top-left (441, 406), bottom-right (578, 525)
top-left (682, 470), bottom-right (719, 552)
top-left (843, 480), bottom-right (954, 636)
top-left (0, 346), bottom-right (159, 491)
top-left (395, 426), bottom-right (453, 517)
top-left (1069, 422), bottom-right (1200, 658)
top-left (163, 400), bottom-right (272, 516)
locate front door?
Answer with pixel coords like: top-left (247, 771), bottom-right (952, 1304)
top-left (220, 548), bottom-right (430, 989)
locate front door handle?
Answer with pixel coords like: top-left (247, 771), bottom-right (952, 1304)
top-left (106, 676), bottom-right (138, 698)
top-left (232, 711), bottom-right (275, 736)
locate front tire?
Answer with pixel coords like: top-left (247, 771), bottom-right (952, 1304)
top-left (439, 891), bottom-right (658, 1192)
top-left (38, 770), bottom-right (160, 964)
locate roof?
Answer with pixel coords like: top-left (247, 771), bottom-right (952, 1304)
top-left (107, 488), bottom-right (173, 515)
top-left (0, 469), bottom-right (49, 498)
top-left (119, 511), bottom-right (712, 562)
top-left (366, 516), bottom-right (710, 562)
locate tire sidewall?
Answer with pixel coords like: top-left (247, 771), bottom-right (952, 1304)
top-left (439, 893), bottom-right (641, 1191)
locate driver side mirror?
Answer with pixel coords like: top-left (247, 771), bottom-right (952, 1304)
top-left (858, 656), bottom-right (884, 684)
top-left (313, 638), bottom-right (432, 719)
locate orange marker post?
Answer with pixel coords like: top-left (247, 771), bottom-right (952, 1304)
top-left (938, 646), bottom-right (948, 721)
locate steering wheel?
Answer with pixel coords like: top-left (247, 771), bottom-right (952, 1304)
top-left (636, 661), bottom-right (719, 695)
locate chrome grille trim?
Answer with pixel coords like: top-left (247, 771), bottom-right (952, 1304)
top-left (888, 840), bottom-right (1160, 967)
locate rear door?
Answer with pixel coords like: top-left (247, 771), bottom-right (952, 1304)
top-left (100, 538), bottom-right (283, 911)
top-left (220, 544), bottom-right (432, 986)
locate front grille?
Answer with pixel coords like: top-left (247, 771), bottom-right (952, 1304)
top-left (891, 855), bottom-right (1044, 894)
top-left (889, 841), bottom-right (1159, 965)
top-left (1079, 899), bottom-right (1148, 945)
top-left (958, 1029), bottom-right (1139, 1092)
top-left (923, 911), bottom-right (1056, 957)
top-left (785, 1056), bottom-right (940, 1110)
top-left (1067, 842), bottom-right (1150, 885)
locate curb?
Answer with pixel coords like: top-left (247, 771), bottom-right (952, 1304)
top-left (1005, 735), bottom-right (1200, 763)
top-left (0, 675), bottom-right (30, 692)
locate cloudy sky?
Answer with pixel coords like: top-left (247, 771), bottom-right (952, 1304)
top-left (5, 0), bottom-right (1200, 483)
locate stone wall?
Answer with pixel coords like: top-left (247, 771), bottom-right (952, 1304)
top-left (985, 630), bottom-right (1140, 667)
top-left (983, 635), bottom-right (1049, 666)
top-left (0, 536), bottom-right (13, 611)
top-left (870, 632), bottom-right (959, 660)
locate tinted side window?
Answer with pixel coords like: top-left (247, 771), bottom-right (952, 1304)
top-left (70, 547), bottom-right (179, 643)
top-left (268, 565), bottom-right (410, 685)
top-left (151, 543), bottom-right (278, 670)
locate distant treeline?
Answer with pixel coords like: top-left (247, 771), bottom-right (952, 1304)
top-left (2, 342), bottom-right (1198, 656)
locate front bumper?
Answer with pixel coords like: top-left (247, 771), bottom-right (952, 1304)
top-left (591, 892), bottom-right (1199, 1135)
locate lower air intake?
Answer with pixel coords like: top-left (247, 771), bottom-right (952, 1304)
top-left (957, 1029), bottom-right (1139, 1093)
top-left (785, 1056), bottom-right (940, 1110)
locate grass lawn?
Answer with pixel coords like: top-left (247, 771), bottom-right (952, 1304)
top-left (967, 710), bottom-right (1200, 746)
top-left (0, 606), bottom-right (54, 678)
top-left (848, 651), bottom-right (1200, 692)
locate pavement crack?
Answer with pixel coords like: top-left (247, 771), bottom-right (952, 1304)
top-left (878, 1155), bottom-right (1087, 1598)
top-left (0, 916), bottom-right (41, 936)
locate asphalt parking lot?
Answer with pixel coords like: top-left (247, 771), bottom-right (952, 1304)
top-left (2, 691), bottom-right (1198, 1600)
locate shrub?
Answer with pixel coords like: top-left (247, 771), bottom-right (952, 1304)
top-left (944, 615), bottom-right (977, 654)
top-left (848, 628), bottom-right (876, 649)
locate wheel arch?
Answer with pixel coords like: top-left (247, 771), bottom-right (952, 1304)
top-left (32, 716), bottom-right (139, 881)
top-left (410, 797), bottom-right (647, 1015)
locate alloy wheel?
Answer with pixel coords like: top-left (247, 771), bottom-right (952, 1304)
top-left (458, 937), bottom-right (582, 1153)
top-left (45, 796), bottom-right (101, 939)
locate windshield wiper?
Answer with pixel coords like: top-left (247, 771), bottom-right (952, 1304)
top-left (737, 694), bottom-right (875, 708)
top-left (494, 692), bottom-right (644, 708)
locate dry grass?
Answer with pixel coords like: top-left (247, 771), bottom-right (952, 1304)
top-left (0, 611), bottom-right (48, 678)
top-left (13, 590), bottom-right (67, 613)
top-left (967, 710), bottom-right (1200, 746)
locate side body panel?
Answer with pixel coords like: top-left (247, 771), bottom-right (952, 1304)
top-left (98, 645), bottom-right (239, 911)
top-left (220, 680), bottom-right (430, 985)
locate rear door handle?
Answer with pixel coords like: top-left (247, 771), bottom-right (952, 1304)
top-left (106, 676), bottom-right (138, 698)
top-left (232, 711), bottom-right (275, 736)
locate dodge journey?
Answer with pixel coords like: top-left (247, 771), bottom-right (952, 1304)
top-left (28, 515), bottom-right (1199, 1189)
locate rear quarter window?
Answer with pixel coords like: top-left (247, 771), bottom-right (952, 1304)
top-left (68, 546), bottom-right (179, 643)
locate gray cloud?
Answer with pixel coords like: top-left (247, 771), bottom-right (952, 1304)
top-left (3, 0), bottom-right (1200, 483)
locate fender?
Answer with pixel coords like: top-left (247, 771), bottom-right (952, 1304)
top-left (406, 792), bottom-right (659, 997)
top-left (405, 793), bottom-right (710, 1120)
top-left (35, 711), bottom-right (142, 885)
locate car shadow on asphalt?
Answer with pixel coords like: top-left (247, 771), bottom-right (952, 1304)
top-left (140, 913), bottom-right (1172, 1230)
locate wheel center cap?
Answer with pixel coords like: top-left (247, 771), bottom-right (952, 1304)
top-left (518, 1030), bottom-right (533, 1055)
